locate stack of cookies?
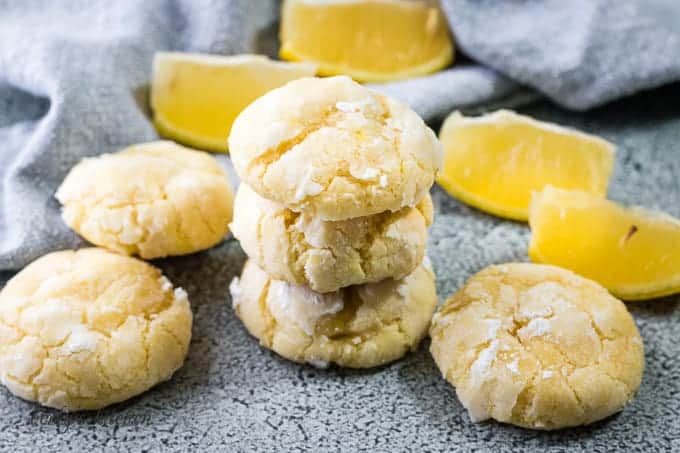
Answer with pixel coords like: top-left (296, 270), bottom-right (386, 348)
top-left (228, 76), bottom-right (443, 368)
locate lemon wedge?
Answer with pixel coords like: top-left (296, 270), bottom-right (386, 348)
top-left (279, 0), bottom-right (454, 82)
top-left (529, 186), bottom-right (680, 300)
top-left (151, 53), bottom-right (316, 152)
top-left (437, 110), bottom-right (615, 221)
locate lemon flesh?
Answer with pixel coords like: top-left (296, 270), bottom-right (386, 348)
top-left (151, 53), bottom-right (316, 153)
top-left (279, 0), bottom-right (454, 82)
top-left (529, 186), bottom-right (680, 300)
top-left (437, 110), bottom-right (615, 221)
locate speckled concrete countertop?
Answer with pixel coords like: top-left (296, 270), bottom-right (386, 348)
top-left (0, 84), bottom-right (678, 452)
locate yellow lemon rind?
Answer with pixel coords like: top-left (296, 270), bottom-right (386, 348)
top-left (528, 249), bottom-right (680, 301)
top-left (528, 187), bottom-right (680, 301)
top-left (152, 115), bottom-right (227, 153)
top-left (436, 174), bottom-right (529, 221)
top-left (437, 110), bottom-right (615, 221)
top-left (151, 52), bottom-right (317, 153)
top-left (279, 44), bottom-right (453, 83)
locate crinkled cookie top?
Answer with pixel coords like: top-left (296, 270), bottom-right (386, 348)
top-left (228, 76), bottom-right (442, 220)
top-left (0, 248), bottom-right (192, 411)
top-left (430, 263), bottom-right (644, 430)
top-left (56, 141), bottom-right (234, 259)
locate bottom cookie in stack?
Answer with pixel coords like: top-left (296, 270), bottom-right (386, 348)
top-left (229, 259), bottom-right (437, 369)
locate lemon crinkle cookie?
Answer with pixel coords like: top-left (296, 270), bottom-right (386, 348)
top-left (0, 248), bottom-right (192, 411)
top-left (230, 259), bottom-right (437, 368)
top-left (429, 263), bottom-right (644, 430)
top-left (56, 140), bottom-right (234, 259)
top-left (228, 76), bottom-right (443, 220)
top-left (230, 183), bottom-right (433, 293)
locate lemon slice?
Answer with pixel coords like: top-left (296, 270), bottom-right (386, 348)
top-left (437, 110), bottom-right (615, 221)
top-left (151, 53), bottom-right (316, 153)
top-left (529, 186), bottom-right (680, 300)
top-left (279, 0), bottom-right (454, 82)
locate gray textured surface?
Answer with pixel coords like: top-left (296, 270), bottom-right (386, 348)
top-left (1, 83), bottom-right (679, 452)
top-left (2, 1), bottom-right (680, 450)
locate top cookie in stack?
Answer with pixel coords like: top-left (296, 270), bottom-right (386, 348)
top-left (228, 76), bottom-right (442, 368)
top-left (229, 76), bottom-right (441, 221)
top-left (229, 76), bottom-right (442, 292)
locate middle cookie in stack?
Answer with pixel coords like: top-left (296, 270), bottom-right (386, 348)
top-left (228, 76), bottom-right (442, 368)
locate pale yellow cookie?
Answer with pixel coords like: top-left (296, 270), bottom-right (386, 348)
top-left (430, 263), bottom-right (644, 430)
top-left (56, 140), bottom-right (234, 259)
top-left (230, 259), bottom-right (437, 368)
top-left (228, 76), bottom-right (442, 220)
top-left (0, 248), bottom-right (192, 411)
top-left (230, 184), bottom-right (433, 293)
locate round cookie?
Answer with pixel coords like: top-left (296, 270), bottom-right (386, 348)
top-left (0, 248), bottom-right (192, 411)
top-left (228, 76), bottom-right (442, 221)
top-left (56, 140), bottom-right (234, 259)
top-left (230, 259), bottom-right (437, 368)
top-left (230, 183), bottom-right (433, 293)
top-left (429, 263), bottom-right (644, 430)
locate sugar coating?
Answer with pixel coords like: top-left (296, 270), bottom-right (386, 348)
top-left (273, 282), bottom-right (345, 335)
top-left (521, 318), bottom-right (551, 338)
top-left (506, 358), bottom-right (520, 375)
top-left (0, 248), bottom-right (193, 411)
top-left (228, 76), bottom-right (443, 221)
top-left (230, 184), bottom-right (433, 293)
top-left (231, 260), bottom-right (437, 368)
top-left (429, 263), bottom-right (644, 430)
top-left (56, 141), bottom-right (234, 259)
top-left (229, 277), bottom-right (242, 308)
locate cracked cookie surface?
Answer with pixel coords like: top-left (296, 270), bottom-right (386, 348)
top-left (429, 263), bottom-right (644, 430)
top-left (0, 248), bottom-right (193, 411)
top-left (228, 76), bottom-right (442, 220)
top-left (230, 184), bottom-right (432, 293)
top-left (230, 259), bottom-right (437, 368)
top-left (56, 141), bottom-right (234, 259)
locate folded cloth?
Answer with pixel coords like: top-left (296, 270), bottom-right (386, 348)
top-left (442, 0), bottom-right (680, 110)
top-left (0, 0), bottom-right (678, 271)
